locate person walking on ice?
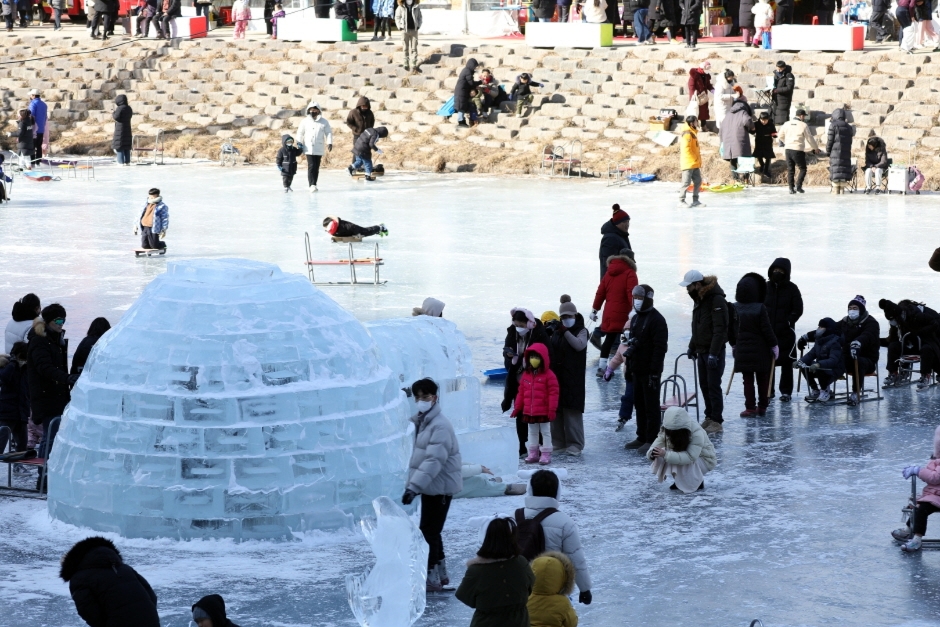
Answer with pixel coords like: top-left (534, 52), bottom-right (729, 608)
top-left (135, 188), bottom-right (169, 251)
top-left (678, 115), bottom-right (704, 208)
top-left (294, 101), bottom-right (333, 192)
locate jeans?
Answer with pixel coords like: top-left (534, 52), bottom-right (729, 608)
top-left (194, 2), bottom-right (209, 15)
top-left (680, 168), bottom-right (702, 202)
top-left (696, 351), bottom-right (725, 422)
top-left (419, 494), bottom-right (452, 569)
top-left (4, 14), bottom-right (13, 29)
top-left (403, 30), bottom-right (418, 68)
top-left (115, 149), bottom-right (131, 164)
top-left (456, 111), bottom-right (466, 123)
top-left (351, 155), bottom-right (373, 176)
top-left (634, 8), bottom-right (650, 41)
top-left (865, 167), bottom-right (885, 189)
top-left (53, 7), bottom-right (61, 27)
top-left (557, 4), bottom-right (569, 21)
top-left (742, 370), bottom-right (771, 410)
top-left (785, 149), bottom-right (807, 190)
top-left (619, 377), bottom-right (634, 420)
top-left (305, 154), bottom-right (322, 186)
top-left (141, 225), bottom-right (165, 250)
top-left (632, 372), bottom-right (661, 443)
top-left (158, 14), bottom-right (173, 37)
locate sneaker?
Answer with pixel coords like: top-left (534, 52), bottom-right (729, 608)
top-left (779, 394), bottom-right (791, 402)
top-left (892, 527), bottom-right (913, 541)
top-left (13, 463), bottom-right (29, 474)
top-left (615, 417), bottom-right (628, 432)
top-left (347, 165), bottom-right (355, 177)
top-left (379, 223), bottom-right (389, 237)
top-left (845, 391), bottom-right (857, 405)
top-left (917, 375), bottom-right (934, 390)
top-left (789, 188), bottom-right (796, 194)
top-left (819, 388), bottom-right (832, 402)
top-left (703, 420), bottom-right (724, 434)
top-left (678, 199), bottom-right (688, 208)
top-left (438, 559), bottom-right (450, 586)
top-left (637, 442), bottom-right (651, 455)
top-left (624, 438), bottom-right (643, 450)
top-left (901, 536), bottom-right (923, 552)
top-left (884, 373), bottom-right (899, 387)
top-left (805, 389), bottom-right (820, 402)
top-left (309, 185), bottom-right (318, 192)
top-left (365, 175), bottom-right (376, 181)
top-left (566, 446), bottom-right (582, 457)
top-left (740, 409), bottom-right (758, 418)
top-left (690, 200), bottom-right (705, 208)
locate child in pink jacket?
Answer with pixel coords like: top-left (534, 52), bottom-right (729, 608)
top-left (894, 425), bottom-right (940, 551)
top-left (512, 343), bottom-right (559, 466)
top-left (232, 0), bottom-right (251, 39)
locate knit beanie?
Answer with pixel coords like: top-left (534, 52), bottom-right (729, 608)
top-left (611, 204), bottom-right (630, 225)
top-left (540, 310), bottom-right (559, 325)
top-left (632, 284), bottom-right (654, 311)
top-left (619, 248), bottom-right (635, 261)
top-left (558, 294), bottom-right (577, 317)
top-left (878, 298), bottom-right (900, 320)
top-left (848, 295), bottom-right (867, 314)
top-left (41, 303), bottom-right (66, 323)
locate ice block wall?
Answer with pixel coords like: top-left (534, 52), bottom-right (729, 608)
top-left (47, 259), bottom-right (412, 540)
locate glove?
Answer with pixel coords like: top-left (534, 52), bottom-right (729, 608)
top-left (798, 335), bottom-right (808, 351)
top-left (589, 310), bottom-right (598, 322)
top-left (850, 340), bottom-right (861, 350)
top-left (159, 231), bottom-right (166, 240)
top-left (793, 360), bottom-right (805, 369)
top-left (772, 345), bottom-right (779, 360)
top-left (850, 347), bottom-right (857, 359)
top-left (809, 363), bottom-right (820, 373)
top-left (603, 368), bottom-right (614, 382)
top-left (500, 398), bottom-right (512, 413)
top-left (687, 347), bottom-right (696, 360)
top-left (648, 374), bottom-right (660, 389)
top-left (579, 590), bottom-right (592, 605)
top-left (903, 466), bottom-right (921, 480)
top-left (67, 373), bottom-right (80, 386)
top-left (327, 144), bottom-right (333, 152)
top-left (706, 354), bottom-right (719, 370)
top-left (401, 489), bottom-right (417, 505)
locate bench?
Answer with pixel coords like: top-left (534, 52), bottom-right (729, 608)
top-left (277, 13), bottom-right (357, 42)
top-left (0, 416), bottom-right (59, 499)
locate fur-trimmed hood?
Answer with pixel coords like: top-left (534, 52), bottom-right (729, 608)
top-left (531, 551), bottom-right (576, 596)
top-left (60, 537), bottom-right (123, 582)
top-left (605, 253), bottom-right (637, 272)
top-left (32, 316), bottom-right (47, 338)
top-left (691, 275), bottom-right (724, 300)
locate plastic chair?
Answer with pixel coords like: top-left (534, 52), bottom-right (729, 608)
top-left (733, 157), bottom-right (756, 186)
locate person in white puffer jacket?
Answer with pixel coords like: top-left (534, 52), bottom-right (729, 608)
top-left (520, 469), bottom-right (593, 606)
top-left (5, 294), bottom-right (40, 353)
top-left (713, 69), bottom-right (737, 131)
top-left (293, 100), bottom-right (333, 192)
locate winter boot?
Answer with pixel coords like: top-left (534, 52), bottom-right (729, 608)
top-left (438, 559), bottom-right (450, 586)
top-left (427, 564), bottom-right (444, 592)
top-left (524, 445), bottom-right (540, 463)
top-left (884, 373), bottom-right (899, 387)
top-left (892, 527), bottom-right (913, 541)
top-left (596, 358), bottom-right (608, 378)
top-left (538, 446), bottom-right (552, 465)
top-left (818, 388), bottom-right (832, 402)
top-left (917, 374), bottom-right (934, 390)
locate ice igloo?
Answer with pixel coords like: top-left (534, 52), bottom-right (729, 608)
top-left (46, 259), bottom-right (415, 540)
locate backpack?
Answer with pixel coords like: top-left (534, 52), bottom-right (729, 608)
top-left (514, 507), bottom-right (558, 561)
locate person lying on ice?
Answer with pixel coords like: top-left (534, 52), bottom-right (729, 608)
top-left (322, 216), bottom-right (388, 239)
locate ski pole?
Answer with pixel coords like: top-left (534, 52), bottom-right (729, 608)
top-left (725, 368), bottom-right (736, 396)
top-left (796, 348), bottom-right (803, 393)
top-left (767, 357), bottom-right (776, 398)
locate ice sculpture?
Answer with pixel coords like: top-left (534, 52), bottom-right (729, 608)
top-left (46, 259), bottom-right (413, 540)
top-left (346, 496), bottom-right (428, 627)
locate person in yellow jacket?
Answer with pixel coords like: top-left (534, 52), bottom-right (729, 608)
top-left (678, 116), bottom-right (705, 208)
top-left (527, 552), bottom-right (579, 627)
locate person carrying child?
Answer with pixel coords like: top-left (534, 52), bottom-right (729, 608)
top-left (528, 552), bottom-right (579, 627)
top-left (348, 126), bottom-right (388, 182)
top-left (322, 216), bottom-right (388, 239)
top-left (17, 109), bottom-right (34, 170)
top-left (510, 73), bottom-right (543, 117)
top-left (276, 134), bottom-right (303, 192)
top-left (647, 406), bottom-right (716, 492)
top-left (512, 343), bottom-right (559, 465)
top-left (794, 317), bottom-right (843, 403)
top-left (270, 2), bottom-right (285, 37)
top-left (893, 425), bottom-right (940, 552)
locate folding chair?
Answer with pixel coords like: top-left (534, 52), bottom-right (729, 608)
top-left (659, 355), bottom-right (700, 422)
top-left (733, 157), bottom-right (756, 186)
top-left (833, 359), bottom-right (883, 405)
top-left (845, 158), bottom-right (859, 193)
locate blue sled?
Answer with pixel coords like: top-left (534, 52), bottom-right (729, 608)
top-left (482, 367), bottom-right (508, 380)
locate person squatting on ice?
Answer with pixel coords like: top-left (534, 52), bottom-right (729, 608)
top-left (729, 273), bottom-right (778, 418)
top-left (136, 188), bottom-right (169, 250)
top-left (591, 248), bottom-right (638, 376)
top-left (401, 378), bottom-right (462, 592)
top-left (647, 406), bottom-right (716, 493)
top-left (322, 216), bottom-right (388, 239)
top-left (893, 426), bottom-right (940, 552)
top-left (456, 517), bottom-right (535, 627)
top-left (622, 284), bottom-right (668, 456)
top-left (512, 343), bottom-right (560, 465)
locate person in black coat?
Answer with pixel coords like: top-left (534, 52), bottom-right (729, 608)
top-left (193, 594), bottom-right (241, 627)
top-left (0, 342), bottom-right (29, 454)
top-left (764, 258), bottom-right (802, 401)
top-left (869, 0), bottom-right (890, 40)
top-left (453, 58), bottom-right (480, 128)
top-left (60, 537), bottom-right (161, 627)
top-left (71, 317), bottom-right (110, 378)
top-left (531, 0), bottom-right (558, 20)
top-left (90, 0), bottom-right (111, 38)
top-left (679, 0), bottom-right (702, 47)
top-left (739, 0), bottom-right (755, 43)
top-left (862, 136), bottom-right (888, 193)
top-left (650, 0), bottom-right (678, 39)
top-left (502, 308), bottom-right (551, 455)
top-left (111, 95), bottom-right (133, 166)
top-left (549, 296), bottom-right (587, 456)
top-left (623, 284), bottom-right (667, 455)
top-left (276, 134), bottom-right (303, 191)
top-left (771, 61), bottom-right (795, 125)
top-left (605, 0), bottom-right (621, 31)
top-left (730, 273), bottom-right (778, 417)
top-left (752, 112), bottom-right (777, 178)
top-left (27, 304), bottom-right (72, 455)
top-left (598, 204), bottom-right (631, 280)
top-left (894, 299), bottom-right (940, 388)
top-left (813, 0), bottom-right (840, 24)
top-left (826, 108), bottom-right (854, 192)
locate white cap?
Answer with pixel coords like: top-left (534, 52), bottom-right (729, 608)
top-left (679, 269), bottom-right (704, 287)
top-left (28, 88), bottom-right (40, 96)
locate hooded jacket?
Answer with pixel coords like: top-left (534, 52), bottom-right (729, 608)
top-left (688, 276), bottom-right (729, 356)
top-left (456, 554), bottom-right (534, 627)
top-left (592, 254), bottom-right (638, 334)
top-left (826, 108), bottom-right (854, 181)
top-left (730, 272), bottom-right (778, 373)
top-left (777, 117), bottom-right (818, 152)
top-left (598, 220), bottom-right (632, 280)
top-left (5, 301), bottom-right (35, 353)
top-left (345, 97), bottom-right (375, 138)
top-left (111, 95), bottom-right (133, 151)
top-left (353, 126), bottom-right (388, 158)
top-left (771, 65), bottom-right (795, 125)
top-left (550, 313), bottom-right (587, 412)
top-left (0, 355), bottom-right (29, 423)
top-left (752, 0), bottom-right (773, 27)
top-left (513, 343), bottom-right (560, 421)
top-left (406, 401), bottom-right (463, 496)
top-left (502, 311), bottom-right (551, 412)
top-left (719, 99), bottom-right (754, 160)
top-left (412, 297), bottom-right (445, 317)
top-left (454, 58), bottom-right (481, 114)
top-left (713, 74), bottom-right (736, 128)
top-left (627, 300), bottom-right (668, 376)
top-left (915, 425), bottom-right (940, 509)
top-left (138, 198), bottom-right (169, 234)
top-left (679, 122), bottom-right (701, 170)
top-left (193, 594), bottom-right (241, 627)
top-left (527, 552), bottom-right (579, 627)
top-left (896, 301), bottom-right (940, 347)
top-left (59, 537), bottom-right (160, 627)
top-left (582, 0), bottom-right (608, 22)
top-left (275, 134), bottom-right (303, 175)
top-left (803, 324), bottom-right (843, 375)
top-left (26, 317), bottom-right (70, 424)
top-left (864, 136), bottom-right (888, 170)
top-left (522, 491), bottom-right (592, 592)
top-left (295, 101), bottom-right (333, 156)
top-left (687, 67), bottom-right (713, 100)
top-left (764, 258), bottom-right (802, 357)
top-left (646, 406), bottom-right (717, 470)
top-left (394, 0), bottom-right (422, 30)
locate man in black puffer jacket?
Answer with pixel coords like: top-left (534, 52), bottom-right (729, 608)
top-left (27, 303), bottom-right (73, 462)
top-left (193, 594), bottom-right (241, 627)
top-left (60, 537), bottom-right (160, 627)
top-left (598, 204), bottom-right (631, 280)
top-left (764, 258), bottom-right (803, 402)
top-left (681, 270), bottom-right (729, 434)
top-left (623, 284), bottom-right (668, 456)
top-left (826, 108), bottom-right (854, 194)
top-left (771, 61), bottom-right (795, 125)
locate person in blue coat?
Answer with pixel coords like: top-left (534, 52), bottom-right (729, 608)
top-left (28, 89), bottom-right (47, 165)
top-left (136, 188), bottom-right (169, 250)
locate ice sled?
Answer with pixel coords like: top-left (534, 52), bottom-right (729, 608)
top-left (134, 248), bottom-right (167, 257)
top-left (629, 173), bottom-right (656, 183)
top-left (482, 367), bottom-right (508, 380)
top-left (437, 96), bottom-right (456, 117)
top-left (22, 171), bottom-right (54, 182)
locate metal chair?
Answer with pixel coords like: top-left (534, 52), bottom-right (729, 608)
top-left (833, 358), bottom-right (883, 404)
top-left (659, 354), bottom-right (700, 422)
top-left (898, 475), bottom-right (940, 549)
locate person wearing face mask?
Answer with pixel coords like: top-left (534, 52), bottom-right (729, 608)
top-left (294, 101), bottom-right (333, 192)
top-left (879, 298), bottom-right (915, 387)
top-left (512, 343), bottom-right (559, 465)
top-left (887, 300), bottom-right (940, 390)
top-left (623, 284), bottom-right (668, 455)
top-left (135, 188), bottom-right (169, 251)
top-left (502, 308), bottom-right (551, 455)
top-left (402, 377), bottom-right (462, 592)
top-left (764, 258), bottom-right (802, 402)
top-left (549, 295), bottom-right (588, 457)
top-left (794, 317), bottom-right (843, 403)
top-left (591, 248), bottom-right (638, 377)
top-left (275, 134), bottom-right (303, 192)
top-left (680, 270), bottom-right (728, 434)
top-left (729, 273), bottom-right (778, 417)
top-left (0, 342), bottom-right (30, 455)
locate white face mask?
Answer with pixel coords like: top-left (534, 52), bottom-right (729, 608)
top-left (890, 319), bottom-right (898, 327)
top-left (416, 400), bottom-right (433, 413)
top-left (633, 300), bottom-right (643, 312)
top-left (516, 326), bottom-right (529, 336)
top-left (562, 318), bottom-right (575, 328)
top-left (847, 309), bottom-right (860, 320)
top-left (817, 328), bottom-right (826, 337)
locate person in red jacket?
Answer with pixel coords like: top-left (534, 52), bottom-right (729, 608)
top-left (591, 248), bottom-right (639, 377)
top-left (512, 343), bottom-right (559, 466)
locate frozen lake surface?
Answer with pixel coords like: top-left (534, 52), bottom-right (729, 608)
top-left (1, 163), bottom-right (940, 627)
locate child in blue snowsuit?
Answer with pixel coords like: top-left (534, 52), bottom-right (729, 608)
top-left (347, 126), bottom-right (388, 181)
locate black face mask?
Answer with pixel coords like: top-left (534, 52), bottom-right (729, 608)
top-left (772, 271), bottom-right (784, 283)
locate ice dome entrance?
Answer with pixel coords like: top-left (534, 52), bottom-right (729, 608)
top-left (47, 259), bottom-right (412, 540)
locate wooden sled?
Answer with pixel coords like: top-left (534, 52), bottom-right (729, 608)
top-left (135, 248), bottom-right (167, 257)
top-left (351, 170), bottom-right (385, 179)
top-left (331, 235), bottom-right (364, 243)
